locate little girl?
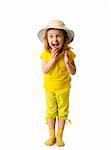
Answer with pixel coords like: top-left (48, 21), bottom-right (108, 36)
top-left (37, 20), bottom-right (76, 146)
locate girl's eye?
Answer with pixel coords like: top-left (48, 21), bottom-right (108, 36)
top-left (49, 35), bottom-right (53, 38)
top-left (57, 35), bottom-right (61, 38)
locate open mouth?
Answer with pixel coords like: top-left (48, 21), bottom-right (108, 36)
top-left (52, 43), bottom-right (59, 48)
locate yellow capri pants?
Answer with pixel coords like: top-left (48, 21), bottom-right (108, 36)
top-left (45, 90), bottom-right (70, 123)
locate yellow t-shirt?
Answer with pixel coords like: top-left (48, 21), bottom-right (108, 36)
top-left (40, 49), bottom-right (76, 93)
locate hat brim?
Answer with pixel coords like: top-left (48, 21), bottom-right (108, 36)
top-left (37, 26), bottom-right (75, 44)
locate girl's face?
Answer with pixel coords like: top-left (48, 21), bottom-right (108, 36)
top-left (47, 29), bottom-right (65, 51)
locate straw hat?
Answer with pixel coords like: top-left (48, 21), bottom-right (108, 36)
top-left (37, 20), bottom-right (75, 44)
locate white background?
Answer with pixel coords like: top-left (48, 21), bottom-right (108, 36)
top-left (0, 0), bottom-right (110, 150)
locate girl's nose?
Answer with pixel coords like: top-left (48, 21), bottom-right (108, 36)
top-left (53, 36), bottom-right (57, 42)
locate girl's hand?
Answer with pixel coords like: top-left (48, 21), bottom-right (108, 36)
top-left (64, 50), bottom-right (76, 75)
top-left (64, 50), bottom-right (70, 64)
top-left (51, 48), bottom-right (59, 60)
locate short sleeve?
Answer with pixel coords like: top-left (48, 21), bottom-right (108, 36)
top-left (40, 50), bottom-right (51, 61)
top-left (69, 50), bottom-right (76, 61)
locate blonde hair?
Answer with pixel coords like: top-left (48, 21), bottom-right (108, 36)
top-left (43, 29), bottom-right (71, 51)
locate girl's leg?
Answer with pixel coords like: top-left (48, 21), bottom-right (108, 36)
top-left (48, 118), bottom-right (56, 129)
top-left (56, 119), bottom-right (65, 146)
top-left (56, 90), bottom-right (70, 146)
top-left (45, 90), bottom-right (57, 146)
top-left (58, 119), bottom-right (65, 130)
top-left (45, 118), bottom-right (56, 146)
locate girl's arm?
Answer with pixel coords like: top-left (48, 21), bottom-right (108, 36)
top-left (65, 60), bottom-right (76, 75)
top-left (42, 48), bottom-right (59, 74)
top-left (42, 58), bottom-right (56, 74)
top-left (64, 50), bottom-right (76, 75)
